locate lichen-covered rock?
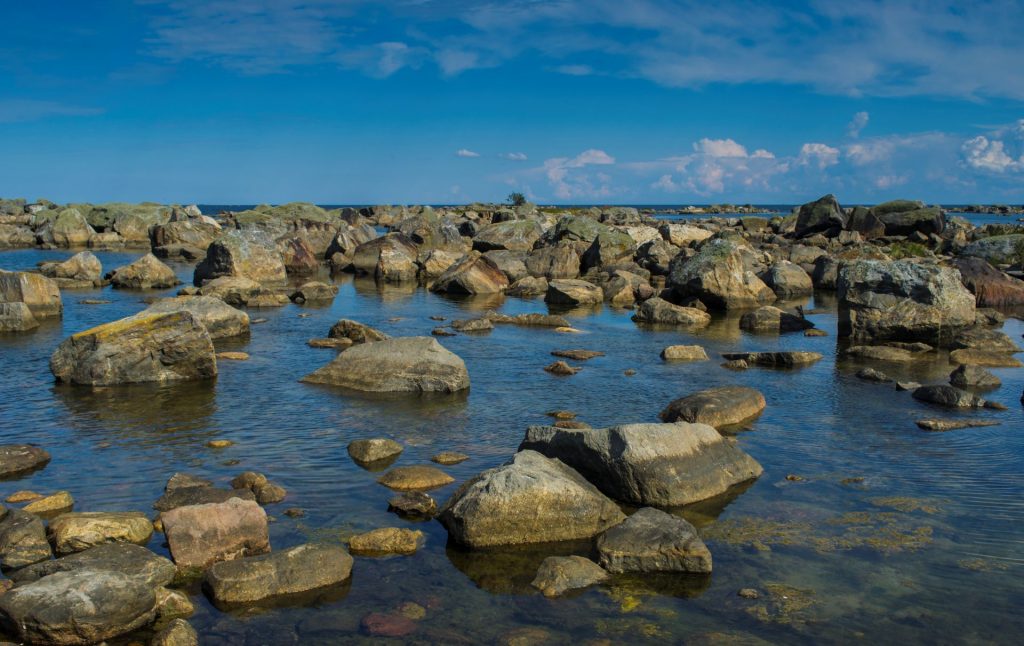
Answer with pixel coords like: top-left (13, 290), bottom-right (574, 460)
top-left (667, 239), bottom-right (775, 309)
top-left (327, 318), bottom-right (389, 344)
top-left (290, 281), bottom-right (338, 303)
top-left (438, 450), bottom-right (626, 548)
top-left (141, 295), bottom-right (250, 339)
top-left (39, 208), bottom-right (96, 247)
top-left (160, 498), bottom-right (270, 570)
top-left (8, 543), bottom-right (175, 589)
top-left (193, 232), bottom-right (287, 285)
top-left (520, 422), bottom-right (762, 507)
top-left (302, 336), bottom-right (469, 393)
top-left (473, 220), bottom-right (544, 252)
top-left (960, 234), bottom-right (1024, 265)
top-left (837, 260), bottom-right (976, 347)
top-left (105, 253), bottom-right (181, 289)
top-left (0, 302), bottom-right (38, 332)
top-left (596, 507), bottom-right (712, 574)
top-left (659, 386), bottom-right (767, 429)
top-left (204, 543), bottom-right (353, 606)
top-left (525, 246), bottom-right (581, 279)
top-left (47, 511), bottom-right (154, 555)
top-left (377, 466), bottom-right (454, 491)
top-left (761, 260), bottom-right (813, 298)
top-left (39, 251), bottom-right (103, 286)
top-left (545, 279), bottom-right (603, 306)
top-left (631, 297), bottom-right (711, 327)
top-left (0, 270), bottom-right (63, 318)
top-left (351, 233), bottom-right (419, 282)
top-left (50, 311), bottom-right (217, 385)
top-left (794, 194), bottom-right (846, 237)
top-left (431, 252), bottom-right (509, 295)
top-left (0, 507), bottom-right (52, 570)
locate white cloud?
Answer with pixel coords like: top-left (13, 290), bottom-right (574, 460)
top-left (797, 143), bottom-right (840, 169)
top-left (456, 148), bottom-right (480, 158)
top-left (874, 174), bottom-right (908, 189)
top-left (539, 149), bottom-right (616, 199)
top-left (961, 136), bottom-right (1021, 173)
top-left (847, 111), bottom-right (869, 138)
top-left (694, 138), bottom-right (748, 158)
top-left (501, 152), bottom-right (528, 161)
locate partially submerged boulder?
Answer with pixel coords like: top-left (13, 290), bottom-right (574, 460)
top-left (302, 336), bottom-right (469, 393)
top-left (659, 386), bottom-right (767, 429)
top-left (438, 450), bottom-right (626, 548)
top-left (667, 239), bottom-right (775, 309)
top-left (47, 512), bottom-right (154, 556)
top-left (739, 306), bottom-right (813, 333)
top-left (0, 302), bottom-right (38, 332)
top-left (0, 445), bottom-right (51, 480)
top-left (912, 385), bottom-right (1004, 410)
top-left (39, 251), bottom-right (103, 286)
top-left (0, 507), bottom-right (52, 570)
top-left (328, 319), bottom-right (389, 345)
top-left (161, 498), bottom-right (270, 570)
top-left (0, 270), bottom-right (63, 318)
top-left (141, 295), bottom-right (250, 339)
top-left (50, 311), bottom-right (217, 386)
top-left (193, 232), bottom-right (287, 285)
top-left (631, 297), bottom-right (711, 327)
top-left (204, 543), bottom-right (353, 606)
top-left (531, 556), bottom-right (608, 597)
top-left (596, 507), bottom-right (712, 574)
top-left (105, 253), bottom-right (180, 289)
top-left (519, 422), bottom-right (763, 507)
top-left (431, 252), bottom-right (509, 295)
top-left (545, 279), bottom-right (603, 306)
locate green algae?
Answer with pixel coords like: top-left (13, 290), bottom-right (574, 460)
top-left (745, 583), bottom-right (817, 626)
top-left (868, 496), bottom-right (943, 514)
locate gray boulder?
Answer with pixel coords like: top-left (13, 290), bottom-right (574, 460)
top-left (141, 295), bottom-right (250, 339)
top-left (0, 302), bottom-right (38, 332)
top-left (961, 234), bottom-right (1024, 265)
top-left (531, 556), bottom-right (608, 597)
top-left (0, 270), bottom-right (63, 318)
top-left (667, 239), bottom-right (775, 309)
top-left (9, 543), bottom-right (175, 588)
top-left (659, 386), bottom-right (767, 429)
top-left (631, 297), bottom-right (711, 327)
top-left (0, 444), bottom-right (51, 479)
top-left (519, 422), bottom-right (762, 507)
top-left (0, 507), bottom-right (52, 570)
top-left (794, 194), bottom-right (846, 237)
top-left (912, 385), bottom-right (1003, 409)
top-left (205, 543), bottom-right (353, 606)
top-left (431, 252), bottom-right (509, 295)
top-left (473, 220), bottom-right (543, 252)
top-left (302, 336), bottom-right (469, 393)
top-left (596, 507), bottom-right (712, 574)
top-left (545, 279), bottom-right (603, 306)
top-left (105, 253), bottom-right (180, 289)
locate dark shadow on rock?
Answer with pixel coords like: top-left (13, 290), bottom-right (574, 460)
top-left (445, 538), bottom-right (595, 595)
top-left (204, 578), bottom-right (352, 614)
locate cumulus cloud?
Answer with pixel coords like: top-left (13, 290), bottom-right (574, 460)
top-left (501, 152), bottom-right (528, 161)
top-left (539, 149), bottom-right (616, 199)
top-left (797, 143), bottom-right (840, 169)
top-left (847, 111), bottom-right (869, 138)
top-left (456, 148), bottom-right (480, 158)
top-left (961, 136), bottom-right (1020, 173)
top-left (693, 138), bottom-right (748, 158)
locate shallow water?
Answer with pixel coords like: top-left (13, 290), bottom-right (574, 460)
top-left (1, 248), bottom-right (1023, 645)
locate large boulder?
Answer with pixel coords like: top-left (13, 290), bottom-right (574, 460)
top-left (658, 386), bottom-right (767, 429)
top-left (950, 256), bottom-right (1024, 307)
top-left (531, 556), bottom-right (608, 597)
top-left (739, 305), bottom-right (814, 332)
top-left (0, 444), bottom-right (51, 480)
top-left (581, 229), bottom-right (637, 271)
top-left (161, 498), bottom-right (270, 570)
top-left (473, 220), bottom-right (543, 252)
top-left (141, 296), bottom-right (250, 339)
top-left (301, 336), bottom-right (469, 393)
top-left (0, 223), bottom-right (35, 248)
top-left (47, 512), bottom-right (154, 556)
top-left (960, 234), bottom-right (1024, 265)
top-left (327, 319), bottom-right (389, 344)
top-left (431, 252), bottom-right (509, 295)
top-left (519, 422), bottom-right (762, 507)
top-left (525, 245), bottom-right (580, 279)
top-left (0, 507), bottom-right (52, 570)
top-left (351, 233), bottom-right (419, 282)
top-left (0, 270), bottom-right (62, 318)
top-left (50, 311), bottom-right (217, 386)
top-left (794, 194), bottom-right (846, 237)
top-left (837, 260), bottom-right (976, 347)
top-left (205, 543), bottom-right (353, 606)
top-left (105, 253), bottom-right (180, 289)
top-left (631, 297), bottom-right (710, 327)
top-left (9, 543), bottom-right (175, 588)
top-left (193, 233), bottom-right (287, 285)
top-left (151, 219), bottom-right (221, 251)
top-left (0, 302), bottom-right (38, 332)
top-left (39, 251), bottom-right (103, 286)
top-left (761, 260), bottom-right (813, 298)
top-left (667, 239), bottom-right (775, 309)
top-left (659, 223), bottom-right (713, 246)
top-left (912, 385), bottom-right (1002, 409)
top-left (870, 203), bottom-right (944, 236)
top-left (596, 507), bottom-right (711, 574)
top-left (437, 450), bottom-right (626, 548)
top-left (545, 279), bottom-right (603, 306)
top-left (38, 208), bottom-right (96, 247)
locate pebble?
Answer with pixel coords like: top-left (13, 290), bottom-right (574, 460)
top-left (216, 352), bottom-right (249, 361)
top-left (206, 440), bottom-right (234, 449)
top-left (431, 452), bottom-right (469, 465)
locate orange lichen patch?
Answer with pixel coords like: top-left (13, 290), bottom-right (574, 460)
top-left (71, 312), bottom-right (183, 341)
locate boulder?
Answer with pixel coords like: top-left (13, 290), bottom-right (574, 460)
top-left (0, 507), bottom-right (52, 570)
top-left (508, 276), bottom-right (549, 297)
top-left (581, 229), bottom-right (637, 271)
top-left (525, 246), bottom-right (580, 279)
top-left (0, 270), bottom-right (63, 318)
top-left (631, 297), bottom-right (711, 327)
top-left (280, 236), bottom-right (321, 275)
top-left (0, 569), bottom-right (157, 645)
top-left (193, 233), bottom-right (287, 285)
top-left (290, 281), bottom-right (338, 304)
top-left (595, 507), bottom-right (712, 574)
top-left (659, 386), bottom-right (767, 429)
top-left (531, 556), bottom-right (609, 597)
top-left (739, 306), bottom-right (814, 332)
top-left (348, 528), bottom-right (422, 555)
top-left (761, 260), bottom-right (813, 298)
top-left (659, 223), bottom-right (713, 246)
top-left (843, 345), bottom-right (928, 362)
top-left (351, 233), bottom-right (419, 282)
top-left (719, 351), bottom-right (823, 367)
top-left (387, 492), bottom-right (437, 520)
top-left (667, 239), bottom-right (775, 309)
top-left (481, 250), bottom-right (528, 282)
top-left (473, 220), bottom-right (543, 252)
top-left (302, 337), bottom-right (469, 393)
top-left (660, 345), bottom-right (708, 361)
top-left (431, 252), bottom-right (509, 295)
top-left (196, 275), bottom-right (262, 306)
top-left (950, 257), bottom-right (1024, 307)
top-left (0, 302), bottom-right (38, 332)
top-left (204, 543), bottom-right (353, 606)
top-left (161, 498), bottom-right (270, 569)
top-left (837, 260), bottom-right (976, 347)
top-left (437, 450), bottom-right (626, 548)
top-left (950, 364), bottom-right (1001, 389)
top-left (141, 295), bottom-right (250, 339)
top-left (40, 208), bottom-right (96, 247)
top-left (377, 466), bottom-right (454, 491)
top-left (39, 251), bottom-right (103, 285)
top-left (105, 253), bottom-right (180, 289)
top-left (519, 422), bottom-right (762, 506)
top-left (47, 512), bottom-right (154, 555)
top-left (50, 311), bottom-right (217, 386)
top-left (950, 328), bottom-right (1020, 353)
top-left (545, 279), bottom-right (603, 306)
top-left (0, 223), bottom-right (34, 248)
top-left (8, 543), bottom-right (175, 588)
top-left (949, 348), bottom-right (1023, 367)
top-left (871, 204), bottom-right (944, 236)
top-left (960, 234), bottom-right (1024, 265)
top-left (912, 385), bottom-right (1003, 410)
top-left (151, 619), bottom-right (198, 646)
top-left (794, 194), bottom-right (846, 237)
top-left (328, 319), bottom-right (389, 344)
top-left (153, 486), bottom-right (254, 513)
top-left (0, 445), bottom-right (51, 480)
top-left (151, 219), bottom-right (221, 251)
top-left (347, 438), bottom-right (403, 465)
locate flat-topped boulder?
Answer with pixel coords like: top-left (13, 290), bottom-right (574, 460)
top-left (596, 507), bottom-right (712, 574)
top-left (0, 569), bottom-right (158, 645)
top-left (50, 311), bottom-right (216, 386)
top-left (719, 351), bottom-right (823, 367)
top-left (658, 386), bottom-right (767, 428)
top-left (161, 498), bottom-right (270, 570)
top-left (0, 444), bottom-right (50, 480)
top-left (739, 306), bottom-right (814, 333)
top-left (632, 297), bottom-right (711, 327)
top-left (519, 422), bottom-right (762, 507)
top-left (302, 336), bottom-right (469, 393)
top-left (912, 385), bottom-right (1004, 410)
top-left (0, 270), bottom-right (62, 318)
top-left (661, 345), bottom-right (709, 361)
top-left (347, 438), bottom-right (403, 465)
top-left (47, 511), bottom-right (154, 555)
top-left (141, 295), bottom-right (250, 339)
top-left (667, 238), bottom-right (775, 310)
top-left (438, 450), bottom-right (626, 548)
top-left (204, 543), bottom-right (353, 606)
top-left (9, 543), bottom-right (175, 588)
top-left (837, 260), bottom-right (976, 347)
top-left (153, 486), bottom-right (254, 512)
top-left (105, 253), bottom-right (180, 289)
top-left (545, 279), bottom-right (603, 306)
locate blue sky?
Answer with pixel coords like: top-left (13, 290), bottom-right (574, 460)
top-left (1, 1), bottom-right (1023, 205)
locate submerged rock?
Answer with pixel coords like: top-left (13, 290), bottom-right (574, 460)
top-left (348, 527), bottom-right (423, 556)
top-left (659, 386), bottom-right (767, 428)
top-left (596, 507), bottom-right (712, 574)
top-left (0, 444), bottom-right (51, 480)
top-left (151, 619), bottom-right (198, 646)
top-left (916, 419), bottom-right (1000, 432)
top-left (50, 311), bottom-right (217, 386)
top-left (531, 555), bottom-right (609, 597)
top-left (302, 336), bottom-right (470, 393)
top-left (204, 543), bottom-right (353, 606)
top-left (377, 466), bottom-right (454, 491)
top-left (719, 351), bottom-right (823, 367)
top-left (912, 385), bottom-right (1004, 410)
top-left (438, 450), bottom-right (626, 548)
top-left (387, 492), bottom-right (438, 520)
top-left (519, 422), bottom-right (762, 507)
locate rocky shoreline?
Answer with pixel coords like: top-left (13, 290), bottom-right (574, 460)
top-left (1, 193), bottom-right (1023, 643)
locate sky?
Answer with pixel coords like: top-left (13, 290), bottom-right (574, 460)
top-left (1, 0), bottom-right (1023, 205)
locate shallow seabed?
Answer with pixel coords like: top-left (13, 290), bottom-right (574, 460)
top-left (1, 248), bottom-right (1022, 645)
